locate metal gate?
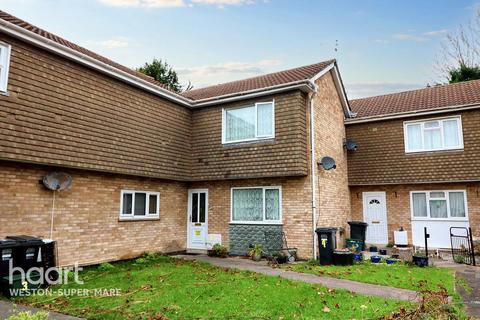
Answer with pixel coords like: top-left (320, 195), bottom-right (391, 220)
top-left (450, 227), bottom-right (476, 266)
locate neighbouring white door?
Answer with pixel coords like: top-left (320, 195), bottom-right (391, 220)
top-left (187, 189), bottom-right (208, 250)
top-left (363, 192), bottom-right (388, 245)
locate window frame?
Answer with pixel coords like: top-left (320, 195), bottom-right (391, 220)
top-left (222, 100), bottom-right (275, 144)
top-left (0, 42), bottom-right (12, 94)
top-left (403, 116), bottom-right (464, 153)
top-left (119, 189), bottom-right (160, 221)
top-left (410, 190), bottom-right (468, 221)
top-left (230, 186), bottom-right (282, 224)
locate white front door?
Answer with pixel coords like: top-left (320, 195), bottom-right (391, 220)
top-left (187, 189), bottom-right (208, 250)
top-left (363, 192), bottom-right (388, 245)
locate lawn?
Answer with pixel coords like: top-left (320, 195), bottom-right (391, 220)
top-left (14, 255), bottom-right (410, 320)
top-left (283, 260), bottom-right (456, 294)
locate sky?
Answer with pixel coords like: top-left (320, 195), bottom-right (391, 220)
top-left (0, 0), bottom-right (478, 98)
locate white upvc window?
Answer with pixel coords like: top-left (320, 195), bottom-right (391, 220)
top-left (230, 186), bottom-right (282, 224)
top-left (410, 190), bottom-right (468, 221)
top-left (222, 100), bottom-right (275, 144)
top-left (403, 116), bottom-right (463, 153)
top-left (119, 190), bottom-right (160, 220)
top-left (0, 42), bottom-right (11, 93)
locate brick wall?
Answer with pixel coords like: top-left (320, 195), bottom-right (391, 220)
top-left (0, 161), bottom-right (188, 266)
top-left (350, 183), bottom-right (480, 243)
top-left (312, 72), bottom-right (351, 243)
top-left (190, 176), bottom-right (315, 258)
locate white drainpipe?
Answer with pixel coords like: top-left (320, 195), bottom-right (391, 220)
top-left (309, 94), bottom-right (318, 259)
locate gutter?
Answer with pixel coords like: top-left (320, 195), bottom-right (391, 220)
top-left (190, 81), bottom-right (315, 107)
top-left (346, 103), bottom-right (480, 124)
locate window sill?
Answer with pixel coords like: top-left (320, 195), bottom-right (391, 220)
top-left (119, 216), bottom-right (160, 222)
top-left (405, 148), bottom-right (464, 155)
top-left (0, 91), bottom-right (9, 97)
top-left (229, 221), bottom-right (283, 225)
top-left (222, 137), bottom-right (275, 147)
top-left (411, 218), bottom-right (468, 222)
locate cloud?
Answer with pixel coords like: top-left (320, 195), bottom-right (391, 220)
top-left (98, 37), bottom-right (129, 49)
top-left (178, 60), bottom-right (281, 77)
top-left (98, 0), bottom-right (186, 8)
top-left (97, 0), bottom-right (260, 8)
top-left (345, 82), bottom-right (424, 99)
top-left (375, 29), bottom-right (449, 44)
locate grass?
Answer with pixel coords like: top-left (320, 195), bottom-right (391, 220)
top-left (283, 260), bottom-right (456, 294)
top-left (14, 255), bottom-right (410, 320)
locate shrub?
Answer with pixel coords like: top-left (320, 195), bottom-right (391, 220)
top-left (210, 244), bottom-right (229, 258)
top-left (98, 262), bottom-right (115, 271)
top-left (6, 310), bottom-right (49, 320)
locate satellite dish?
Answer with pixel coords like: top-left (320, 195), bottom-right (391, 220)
top-left (319, 156), bottom-right (336, 170)
top-left (344, 138), bottom-right (358, 151)
top-left (42, 172), bottom-right (72, 191)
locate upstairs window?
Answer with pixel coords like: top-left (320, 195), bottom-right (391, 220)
top-left (411, 190), bottom-right (467, 220)
top-left (120, 190), bottom-right (160, 220)
top-left (404, 117), bottom-right (463, 153)
top-left (222, 101), bottom-right (274, 144)
top-left (0, 43), bottom-right (11, 93)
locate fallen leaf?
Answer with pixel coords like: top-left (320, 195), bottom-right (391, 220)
top-left (323, 306), bottom-right (331, 313)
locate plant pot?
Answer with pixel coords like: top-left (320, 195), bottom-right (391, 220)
top-left (352, 253), bottom-right (363, 262)
top-left (412, 255), bottom-right (429, 267)
top-left (369, 246), bottom-right (378, 252)
top-left (379, 249), bottom-right (387, 255)
top-left (386, 258), bottom-right (397, 265)
top-left (333, 252), bottom-right (353, 266)
top-left (252, 253), bottom-right (262, 262)
top-left (275, 255), bottom-right (288, 264)
top-left (370, 256), bottom-right (381, 263)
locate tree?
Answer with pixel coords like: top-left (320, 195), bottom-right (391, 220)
top-left (436, 9), bottom-right (480, 83)
top-left (137, 58), bottom-right (184, 93)
top-left (448, 63), bottom-right (480, 83)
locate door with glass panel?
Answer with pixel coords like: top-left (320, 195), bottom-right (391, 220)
top-left (187, 190), bottom-right (208, 249)
top-left (363, 192), bottom-right (388, 244)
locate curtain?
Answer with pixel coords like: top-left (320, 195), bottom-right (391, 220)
top-left (407, 124), bottom-right (422, 151)
top-left (449, 192), bottom-right (466, 217)
top-left (257, 103), bottom-right (273, 137)
top-left (429, 199), bottom-right (447, 218)
top-left (232, 189), bottom-right (263, 221)
top-left (412, 193), bottom-right (427, 217)
top-left (265, 189), bottom-right (280, 220)
top-left (443, 119), bottom-right (460, 148)
top-left (225, 106), bottom-right (255, 141)
top-left (424, 122), bottom-right (442, 150)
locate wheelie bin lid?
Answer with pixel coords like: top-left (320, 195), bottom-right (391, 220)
top-left (0, 239), bottom-right (17, 248)
top-left (315, 227), bottom-right (337, 233)
top-left (6, 235), bottom-right (44, 246)
top-left (347, 221), bottom-right (368, 226)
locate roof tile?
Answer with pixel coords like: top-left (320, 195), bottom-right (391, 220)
top-left (181, 60), bottom-right (335, 101)
top-left (350, 80), bottom-right (480, 118)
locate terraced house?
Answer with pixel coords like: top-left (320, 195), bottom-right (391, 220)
top-left (0, 10), bottom-right (478, 266)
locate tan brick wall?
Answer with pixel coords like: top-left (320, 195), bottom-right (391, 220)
top-left (190, 177), bottom-right (314, 258)
top-left (350, 183), bottom-right (480, 243)
top-left (0, 161), bottom-right (188, 266)
top-left (312, 72), bottom-right (351, 243)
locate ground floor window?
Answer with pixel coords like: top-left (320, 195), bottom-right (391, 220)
top-left (410, 190), bottom-right (467, 220)
top-left (120, 190), bottom-right (160, 220)
top-left (231, 187), bottom-right (281, 224)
